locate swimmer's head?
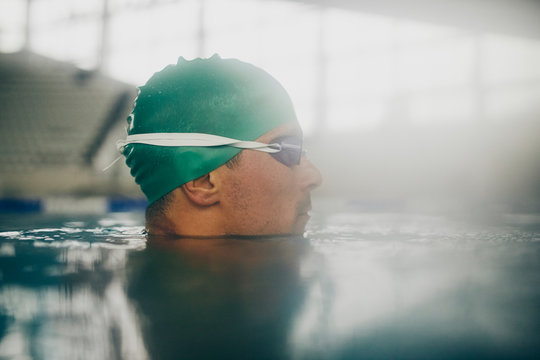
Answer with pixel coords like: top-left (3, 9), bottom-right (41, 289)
top-left (123, 55), bottom-right (298, 204)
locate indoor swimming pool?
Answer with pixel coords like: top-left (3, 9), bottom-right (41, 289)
top-left (0, 208), bottom-right (539, 359)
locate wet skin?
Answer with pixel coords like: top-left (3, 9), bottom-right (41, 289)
top-left (216, 122), bottom-right (323, 236)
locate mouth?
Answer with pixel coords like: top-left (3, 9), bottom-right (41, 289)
top-left (298, 208), bottom-right (311, 216)
top-left (296, 197), bottom-right (312, 218)
top-left (297, 213), bottom-right (310, 221)
top-left (297, 207), bottom-right (312, 219)
top-left (294, 196), bottom-right (312, 231)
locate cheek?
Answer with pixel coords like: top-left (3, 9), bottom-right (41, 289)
top-left (225, 156), bottom-right (298, 232)
top-left (245, 161), bottom-right (295, 206)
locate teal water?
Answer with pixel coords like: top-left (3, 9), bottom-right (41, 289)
top-left (1, 211), bottom-right (539, 359)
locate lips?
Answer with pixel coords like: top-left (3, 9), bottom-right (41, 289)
top-left (296, 197), bottom-right (312, 217)
top-left (298, 212), bottom-right (310, 219)
top-left (298, 208), bottom-right (311, 216)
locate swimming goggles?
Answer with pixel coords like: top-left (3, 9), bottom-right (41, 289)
top-left (116, 133), bottom-right (305, 167)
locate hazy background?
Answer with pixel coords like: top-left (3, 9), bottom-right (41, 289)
top-left (1, 0), bottom-right (540, 215)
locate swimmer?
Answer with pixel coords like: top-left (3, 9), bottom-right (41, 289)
top-left (119, 55), bottom-right (322, 236)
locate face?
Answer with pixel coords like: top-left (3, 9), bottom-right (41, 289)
top-left (217, 122), bottom-right (322, 235)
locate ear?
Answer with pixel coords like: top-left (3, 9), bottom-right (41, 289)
top-left (181, 172), bottom-right (220, 206)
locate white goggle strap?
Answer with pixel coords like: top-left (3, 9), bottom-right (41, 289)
top-left (115, 133), bottom-right (282, 153)
top-left (104, 133), bottom-right (302, 172)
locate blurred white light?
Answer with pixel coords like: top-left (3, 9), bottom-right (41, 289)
top-left (4, 0), bottom-right (540, 135)
top-left (0, 0), bottom-right (26, 52)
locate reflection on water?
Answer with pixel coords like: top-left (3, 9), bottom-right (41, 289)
top-left (0, 214), bottom-right (148, 360)
top-left (0, 212), bottom-right (539, 359)
top-left (128, 235), bottom-right (312, 360)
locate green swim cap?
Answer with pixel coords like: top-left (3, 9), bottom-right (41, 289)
top-left (123, 55), bottom-right (298, 204)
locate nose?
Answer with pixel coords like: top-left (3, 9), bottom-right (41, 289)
top-left (299, 156), bottom-right (323, 191)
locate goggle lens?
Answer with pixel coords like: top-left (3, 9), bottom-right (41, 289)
top-left (268, 136), bottom-right (304, 167)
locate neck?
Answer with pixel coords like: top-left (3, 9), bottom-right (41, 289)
top-left (146, 202), bottom-right (226, 237)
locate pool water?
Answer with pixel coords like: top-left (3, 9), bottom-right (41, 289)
top-left (1, 210), bottom-right (540, 359)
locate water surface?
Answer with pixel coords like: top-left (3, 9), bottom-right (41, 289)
top-left (1, 211), bottom-right (539, 359)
